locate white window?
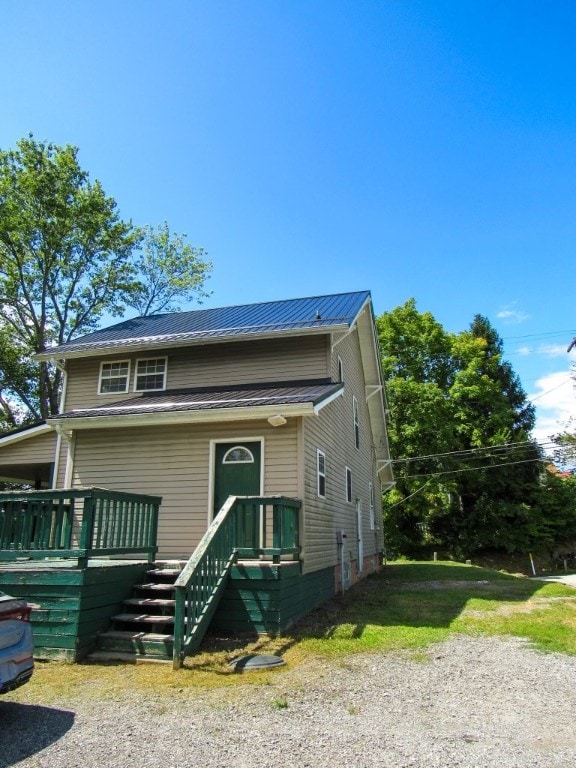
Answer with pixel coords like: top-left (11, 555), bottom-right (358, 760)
top-left (134, 358), bottom-right (167, 392)
top-left (317, 449), bottom-right (326, 498)
top-left (353, 396), bottom-right (360, 449)
top-left (99, 360), bottom-right (130, 394)
top-left (345, 467), bottom-right (352, 503)
top-left (337, 356), bottom-right (343, 382)
top-left (369, 482), bottom-right (375, 530)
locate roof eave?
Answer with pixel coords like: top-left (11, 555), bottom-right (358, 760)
top-left (48, 402), bottom-right (316, 430)
top-left (0, 422), bottom-right (52, 447)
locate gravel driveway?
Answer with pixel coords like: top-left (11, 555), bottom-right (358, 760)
top-left (2, 635), bottom-right (576, 768)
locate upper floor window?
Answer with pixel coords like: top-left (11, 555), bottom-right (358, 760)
top-left (317, 449), bottom-right (326, 498)
top-left (134, 358), bottom-right (167, 392)
top-left (353, 396), bottom-right (360, 449)
top-left (99, 361), bottom-right (130, 394)
top-left (337, 356), bottom-right (344, 382)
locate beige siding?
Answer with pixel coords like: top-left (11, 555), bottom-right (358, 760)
top-left (64, 336), bottom-right (329, 411)
top-left (302, 328), bottom-right (384, 577)
top-left (0, 430), bottom-right (56, 464)
top-left (71, 419), bottom-right (298, 558)
top-left (0, 429), bottom-right (57, 486)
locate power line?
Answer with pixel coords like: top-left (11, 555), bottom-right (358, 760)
top-left (390, 439), bottom-right (555, 465)
top-left (528, 377), bottom-right (573, 403)
top-left (403, 456), bottom-right (545, 479)
top-left (502, 329), bottom-right (576, 342)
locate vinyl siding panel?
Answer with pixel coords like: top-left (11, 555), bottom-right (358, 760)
top-left (0, 430), bottom-right (56, 464)
top-left (64, 336), bottom-right (329, 412)
top-left (302, 328), bottom-right (384, 577)
top-left (71, 419), bottom-right (298, 558)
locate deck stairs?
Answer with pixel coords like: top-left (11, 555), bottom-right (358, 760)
top-left (89, 561), bottom-right (186, 663)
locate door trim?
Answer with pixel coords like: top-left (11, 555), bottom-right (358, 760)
top-left (208, 436), bottom-right (265, 524)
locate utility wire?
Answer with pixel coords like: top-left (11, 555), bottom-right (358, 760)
top-left (403, 456), bottom-right (545, 479)
top-left (390, 439), bottom-right (555, 465)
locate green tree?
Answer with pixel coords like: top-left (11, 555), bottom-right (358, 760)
top-left (126, 222), bottom-right (211, 316)
top-left (0, 136), bottom-right (211, 426)
top-left (378, 302), bottom-right (545, 557)
top-left (377, 300), bottom-right (457, 554)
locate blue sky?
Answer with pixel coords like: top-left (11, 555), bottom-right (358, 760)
top-left (1, 1), bottom-right (575, 444)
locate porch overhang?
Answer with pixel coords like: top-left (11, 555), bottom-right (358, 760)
top-left (48, 381), bottom-right (344, 431)
top-left (0, 423), bottom-right (56, 486)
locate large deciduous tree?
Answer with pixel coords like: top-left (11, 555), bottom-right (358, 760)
top-left (126, 222), bottom-right (211, 316)
top-left (377, 301), bottom-right (547, 558)
top-left (0, 136), bottom-right (211, 426)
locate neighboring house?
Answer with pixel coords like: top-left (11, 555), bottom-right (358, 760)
top-left (0, 290), bottom-right (394, 660)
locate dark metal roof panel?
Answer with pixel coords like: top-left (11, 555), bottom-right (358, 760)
top-left (55, 381), bottom-right (342, 420)
top-left (41, 291), bottom-right (371, 357)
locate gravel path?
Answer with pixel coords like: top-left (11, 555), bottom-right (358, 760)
top-left (2, 635), bottom-right (576, 768)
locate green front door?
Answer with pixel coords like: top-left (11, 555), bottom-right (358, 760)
top-left (213, 441), bottom-right (262, 515)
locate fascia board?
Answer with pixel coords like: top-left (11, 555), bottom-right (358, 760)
top-left (47, 402), bottom-right (315, 431)
top-left (0, 423), bottom-right (52, 448)
top-left (313, 386), bottom-right (344, 414)
top-left (34, 324), bottom-right (348, 362)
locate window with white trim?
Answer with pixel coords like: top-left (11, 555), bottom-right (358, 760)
top-left (99, 360), bottom-right (130, 394)
top-left (317, 449), bottom-right (326, 498)
top-left (353, 396), bottom-right (360, 449)
top-left (134, 358), bottom-right (167, 392)
top-left (369, 482), bottom-right (375, 530)
top-left (337, 356), bottom-right (344, 382)
top-left (345, 467), bottom-right (352, 503)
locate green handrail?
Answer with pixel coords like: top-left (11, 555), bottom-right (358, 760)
top-left (172, 495), bottom-right (301, 668)
top-left (0, 487), bottom-right (161, 564)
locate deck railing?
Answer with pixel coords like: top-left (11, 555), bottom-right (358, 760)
top-left (173, 495), bottom-right (301, 668)
top-left (0, 487), bottom-right (161, 566)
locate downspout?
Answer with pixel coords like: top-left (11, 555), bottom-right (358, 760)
top-left (51, 359), bottom-right (68, 489)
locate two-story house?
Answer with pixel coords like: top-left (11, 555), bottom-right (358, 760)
top-left (0, 290), bottom-right (394, 662)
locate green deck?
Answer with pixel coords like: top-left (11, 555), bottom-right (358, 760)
top-left (212, 562), bottom-right (334, 635)
top-left (0, 560), bottom-right (149, 660)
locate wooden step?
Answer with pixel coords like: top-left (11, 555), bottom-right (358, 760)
top-left (124, 597), bottom-right (176, 609)
top-left (112, 613), bottom-right (175, 624)
top-left (96, 629), bottom-right (174, 659)
top-left (135, 582), bottom-right (176, 592)
top-left (146, 568), bottom-right (182, 578)
top-left (87, 651), bottom-right (172, 665)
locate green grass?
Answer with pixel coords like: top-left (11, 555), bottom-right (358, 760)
top-left (289, 561), bottom-right (576, 658)
top-left (9, 561), bottom-right (576, 704)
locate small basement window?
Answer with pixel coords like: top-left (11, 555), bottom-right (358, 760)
top-left (134, 358), bottom-right (167, 392)
top-left (99, 360), bottom-right (130, 394)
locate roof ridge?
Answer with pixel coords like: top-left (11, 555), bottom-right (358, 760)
top-left (138, 290), bottom-right (371, 321)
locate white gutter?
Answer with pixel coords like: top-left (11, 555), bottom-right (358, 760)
top-left (48, 401), bottom-right (318, 431)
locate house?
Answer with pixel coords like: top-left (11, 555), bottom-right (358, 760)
top-left (0, 290), bottom-right (394, 662)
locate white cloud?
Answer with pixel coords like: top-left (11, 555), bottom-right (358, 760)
top-left (497, 304), bottom-right (529, 324)
top-left (516, 345), bottom-right (531, 356)
top-left (529, 371), bottom-right (576, 450)
top-left (538, 344), bottom-right (570, 358)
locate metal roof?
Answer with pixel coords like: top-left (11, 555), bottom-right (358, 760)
top-left (54, 380), bottom-right (343, 421)
top-left (36, 290), bottom-right (371, 359)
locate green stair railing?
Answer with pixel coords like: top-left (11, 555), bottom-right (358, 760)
top-left (172, 495), bottom-right (301, 668)
top-left (0, 487), bottom-right (161, 566)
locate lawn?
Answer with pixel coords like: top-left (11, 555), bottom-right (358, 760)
top-left (9, 561), bottom-right (576, 704)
